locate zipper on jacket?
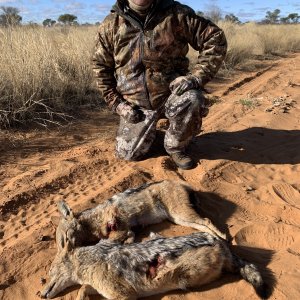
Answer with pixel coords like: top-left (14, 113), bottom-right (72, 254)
top-left (123, 6), bottom-right (144, 30)
top-left (139, 30), bottom-right (151, 109)
top-left (120, 5), bottom-right (152, 108)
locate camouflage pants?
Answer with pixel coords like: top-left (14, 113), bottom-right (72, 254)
top-left (116, 89), bottom-right (205, 161)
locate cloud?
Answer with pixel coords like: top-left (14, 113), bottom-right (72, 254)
top-left (237, 11), bottom-right (258, 18)
top-left (254, 7), bottom-right (272, 12)
top-left (65, 1), bottom-right (85, 11)
top-left (94, 3), bottom-right (112, 14)
top-left (42, 7), bottom-right (64, 18)
top-left (0, 0), bottom-right (19, 3)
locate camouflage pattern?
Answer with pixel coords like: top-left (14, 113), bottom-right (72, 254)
top-left (116, 89), bottom-right (205, 160)
top-left (116, 109), bottom-right (158, 160)
top-left (92, 0), bottom-right (227, 111)
top-left (164, 89), bottom-right (204, 154)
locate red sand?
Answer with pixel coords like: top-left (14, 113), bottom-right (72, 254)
top-left (1, 53), bottom-right (300, 300)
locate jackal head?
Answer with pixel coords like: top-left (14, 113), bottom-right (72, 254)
top-left (41, 240), bottom-right (77, 299)
top-left (53, 201), bottom-right (86, 251)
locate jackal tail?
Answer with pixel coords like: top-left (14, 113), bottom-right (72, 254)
top-left (233, 253), bottom-right (268, 299)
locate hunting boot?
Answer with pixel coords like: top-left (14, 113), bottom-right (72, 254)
top-left (170, 151), bottom-right (195, 170)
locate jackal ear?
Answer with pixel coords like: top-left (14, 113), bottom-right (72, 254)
top-left (57, 233), bottom-right (66, 251)
top-left (57, 232), bottom-right (74, 252)
top-left (57, 200), bottom-right (74, 219)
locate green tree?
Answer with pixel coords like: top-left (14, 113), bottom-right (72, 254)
top-left (287, 13), bottom-right (300, 23)
top-left (0, 6), bottom-right (22, 26)
top-left (82, 22), bottom-right (92, 26)
top-left (196, 11), bottom-right (204, 17)
top-left (58, 14), bottom-right (77, 25)
top-left (280, 16), bottom-right (290, 24)
top-left (43, 18), bottom-right (56, 27)
top-left (225, 13), bottom-right (241, 24)
top-left (264, 9), bottom-right (281, 24)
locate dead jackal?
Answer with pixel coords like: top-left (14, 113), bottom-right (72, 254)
top-left (54, 180), bottom-right (227, 250)
top-left (41, 232), bottom-right (266, 299)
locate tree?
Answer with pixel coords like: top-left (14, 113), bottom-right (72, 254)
top-left (205, 5), bottom-right (222, 23)
top-left (280, 16), bottom-right (290, 24)
top-left (225, 13), bottom-right (241, 24)
top-left (196, 11), bottom-right (204, 17)
top-left (287, 13), bottom-right (300, 23)
top-left (0, 6), bottom-right (22, 26)
top-left (27, 21), bottom-right (39, 27)
top-left (58, 14), bottom-right (77, 25)
top-left (82, 22), bottom-right (92, 26)
top-left (43, 18), bottom-right (56, 27)
top-left (264, 9), bottom-right (281, 24)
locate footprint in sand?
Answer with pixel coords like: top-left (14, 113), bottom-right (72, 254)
top-left (234, 223), bottom-right (300, 250)
top-left (271, 182), bottom-right (300, 208)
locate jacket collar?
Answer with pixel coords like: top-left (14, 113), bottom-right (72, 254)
top-left (112, 0), bottom-right (175, 28)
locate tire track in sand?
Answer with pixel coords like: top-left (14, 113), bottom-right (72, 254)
top-left (0, 148), bottom-right (151, 252)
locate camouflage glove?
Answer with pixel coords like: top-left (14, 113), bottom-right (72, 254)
top-left (169, 75), bottom-right (201, 96)
top-left (115, 102), bottom-right (144, 123)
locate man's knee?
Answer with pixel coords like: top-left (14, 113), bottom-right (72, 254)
top-left (165, 89), bottom-right (204, 118)
top-left (115, 138), bottom-right (151, 161)
top-left (115, 109), bottom-right (158, 161)
top-left (115, 149), bottom-right (140, 161)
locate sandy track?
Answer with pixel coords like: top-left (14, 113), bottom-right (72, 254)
top-left (1, 54), bottom-right (300, 300)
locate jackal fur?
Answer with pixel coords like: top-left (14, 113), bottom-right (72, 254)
top-left (41, 232), bottom-right (266, 300)
top-left (54, 180), bottom-right (227, 251)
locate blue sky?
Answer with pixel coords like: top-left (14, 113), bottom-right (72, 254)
top-left (0, 0), bottom-right (299, 24)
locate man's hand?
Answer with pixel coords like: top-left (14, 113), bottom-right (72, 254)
top-left (169, 75), bottom-right (201, 96)
top-left (115, 102), bottom-right (144, 123)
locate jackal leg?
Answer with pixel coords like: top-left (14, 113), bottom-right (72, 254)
top-left (171, 215), bottom-right (227, 240)
top-left (76, 284), bottom-right (99, 300)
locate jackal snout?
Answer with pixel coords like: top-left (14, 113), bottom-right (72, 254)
top-left (55, 200), bottom-right (91, 251)
top-left (41, 243), bottom-right (76, 299)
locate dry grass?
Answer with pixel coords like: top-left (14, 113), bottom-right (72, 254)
top-left (189, 22), bottom-right (300, 69)
top-left (0, 23), bottom-right (300, 127)
top-left (0, 26), bottom-right (98, 127)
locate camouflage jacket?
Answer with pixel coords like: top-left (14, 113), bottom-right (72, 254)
top-left (92, 0), bottom-right (227, 111)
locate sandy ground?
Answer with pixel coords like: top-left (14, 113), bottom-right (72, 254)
top-left (0, 53), bottom-right (300, 300)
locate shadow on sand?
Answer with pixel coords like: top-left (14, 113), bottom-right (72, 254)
top-left (190, 127), bottom-right (300, 165)
top-left (146, 127), bottom-right (300, 166)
